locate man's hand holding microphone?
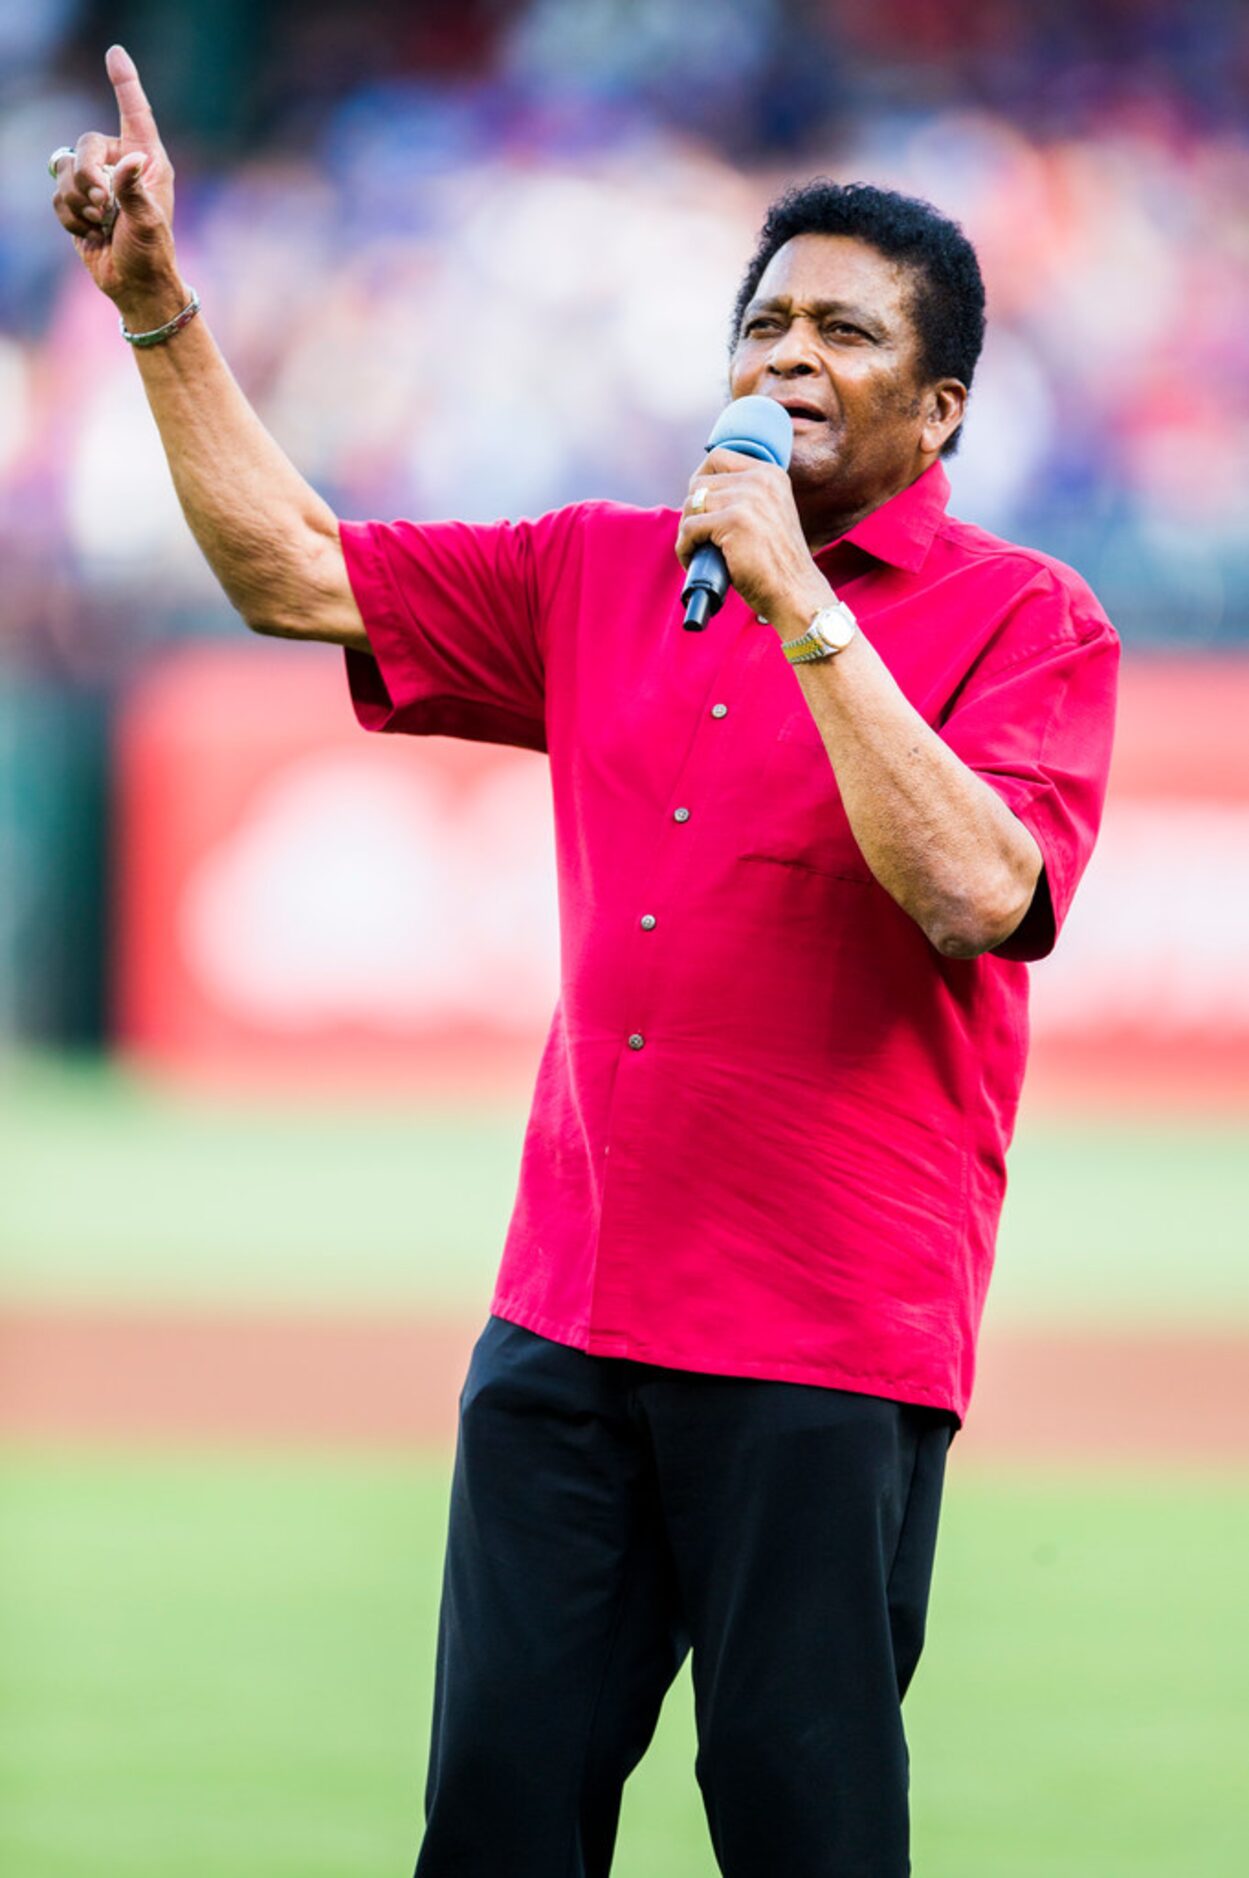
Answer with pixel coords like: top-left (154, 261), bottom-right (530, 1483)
top-left (676, 397), bottom-right (850, 650)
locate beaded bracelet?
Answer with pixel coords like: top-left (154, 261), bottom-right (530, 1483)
top-left (119, 287), bottom-right (201, 350)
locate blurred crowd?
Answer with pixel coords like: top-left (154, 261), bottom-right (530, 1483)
top-left (3, 0), bottom-right (1249, 680)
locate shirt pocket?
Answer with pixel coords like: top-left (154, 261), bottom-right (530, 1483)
top-left (740, 710), bottom-right (874, 883)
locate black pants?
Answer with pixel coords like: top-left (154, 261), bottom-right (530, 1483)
top-left (416, 1317), bottom-right (953, 1878)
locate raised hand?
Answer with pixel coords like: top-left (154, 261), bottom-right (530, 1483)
top-left (50, 44), bottom-right (182, 321)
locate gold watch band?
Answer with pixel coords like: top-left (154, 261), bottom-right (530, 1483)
top-left (780, 600), bottom-right (858, 665)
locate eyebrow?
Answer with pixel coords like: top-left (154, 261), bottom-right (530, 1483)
top-left (741, 296), bottom-right (890, 338)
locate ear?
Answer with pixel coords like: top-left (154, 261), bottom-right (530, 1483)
top-left (920, 379), bottom-right (966, 457)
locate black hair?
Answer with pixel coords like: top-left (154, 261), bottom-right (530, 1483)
top-left (731, 179), bottom-right (986, 457)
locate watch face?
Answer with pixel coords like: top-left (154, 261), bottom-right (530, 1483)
top-left (813, 604), bottom-right (856, 652)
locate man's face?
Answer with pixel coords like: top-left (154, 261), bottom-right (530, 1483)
top-left (729, 233), bottom-right (938, 517)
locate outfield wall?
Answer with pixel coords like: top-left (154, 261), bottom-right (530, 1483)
top-left (115, 646), bottom-right (1249, 1107)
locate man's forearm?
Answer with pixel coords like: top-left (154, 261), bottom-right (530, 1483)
top-left (51, 48), bottom-right (366, 649)
top-left (674, 456), bottom-right (1042, 958)
top-left (123, 274), bottom-right (368, 650)
top-left (784, 603), bottom-right (1043, 957)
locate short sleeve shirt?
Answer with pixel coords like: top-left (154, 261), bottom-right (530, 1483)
top-left (341, 463), bottom-right (1118, 1419)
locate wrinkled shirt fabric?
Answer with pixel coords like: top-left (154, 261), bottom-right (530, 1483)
top-left (341, 464), bottom-right (1118, 1418)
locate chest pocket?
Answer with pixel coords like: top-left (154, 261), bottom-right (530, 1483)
top-left (740, 710), bottom-right (874, 883)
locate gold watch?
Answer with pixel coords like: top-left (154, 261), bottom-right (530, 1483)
top-left (780, 599), bottom-right (858, 664)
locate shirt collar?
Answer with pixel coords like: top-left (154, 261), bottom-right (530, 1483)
top-left (815, 461), bottom-right (950, 574)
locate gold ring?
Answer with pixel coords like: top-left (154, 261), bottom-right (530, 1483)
top-left (690, 485), bottom-right (707, 514)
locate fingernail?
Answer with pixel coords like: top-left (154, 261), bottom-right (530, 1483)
top-left (88, 187), bottom-right (106, 206)
top-left (83, 206), bottom-right (102, 223)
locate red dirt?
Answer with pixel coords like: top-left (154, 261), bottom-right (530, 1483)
top-left (2, 1311), bottom-right (1247, 1463)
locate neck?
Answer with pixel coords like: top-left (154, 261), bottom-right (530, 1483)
top-left (800, 496), bottom-right (878, 553)
top-left (797, 454), bottom-right (936, 553)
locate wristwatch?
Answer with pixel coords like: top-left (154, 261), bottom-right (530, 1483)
top-left (780, 599), bottom-right (858, 664)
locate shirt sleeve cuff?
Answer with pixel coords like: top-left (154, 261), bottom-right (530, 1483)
top-left (338, 520), bottom-right (547, 751)
top-left (981, 775), bottom-right (1069, 962)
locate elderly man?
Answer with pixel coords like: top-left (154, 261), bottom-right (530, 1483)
top-left (53, 45), bottom-right (1117, 1878)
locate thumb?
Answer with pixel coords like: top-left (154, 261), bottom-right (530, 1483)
top-left (113, 152), bottom-right (155, 213)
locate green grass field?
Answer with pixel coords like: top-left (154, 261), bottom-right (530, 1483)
top-left (3, 1053), bottom-right (1249, 1326)
top-left (2, 1455), bottom-right (1246, 1877)
top-left (2, 1056), bottom-right (1247, 1874)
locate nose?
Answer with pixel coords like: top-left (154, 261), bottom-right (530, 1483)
top-left (765, 316), bottom-right (818, 377)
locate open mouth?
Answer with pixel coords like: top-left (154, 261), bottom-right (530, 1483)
top-left (779, 400), bottom-right (826, 424)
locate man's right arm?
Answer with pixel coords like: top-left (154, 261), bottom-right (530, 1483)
top-left (52, 45), bottom-right (367, 653)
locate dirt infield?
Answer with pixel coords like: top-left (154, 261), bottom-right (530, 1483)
top-left (2, 1311), bottom-right (1246, 1462)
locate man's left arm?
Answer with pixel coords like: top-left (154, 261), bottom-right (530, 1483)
top-left (779, 615), bottom-right (1043, 957)
top-left (678, 453), bottom-right (1080, 960)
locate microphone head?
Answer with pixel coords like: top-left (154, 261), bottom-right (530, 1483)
top-left (706, 395), bottom-right (793, 470)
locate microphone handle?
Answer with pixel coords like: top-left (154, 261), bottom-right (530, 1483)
top-left (682, 543), bottom-right (729, 632)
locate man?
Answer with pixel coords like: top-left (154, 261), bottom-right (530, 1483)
top-left (53, 46), bottom-right (1117, 1878)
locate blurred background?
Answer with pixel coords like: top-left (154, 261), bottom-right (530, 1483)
top-left (2, 2), bottom-right (1247, 1874)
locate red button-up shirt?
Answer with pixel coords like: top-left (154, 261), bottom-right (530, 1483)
top-left (342, 463), bottom-right (1118, 1418)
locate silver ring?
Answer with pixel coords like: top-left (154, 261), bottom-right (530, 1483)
top-left (98, 164), bottom-right (118, 231)
top-left (48, 145), bottom-right (77, 180)
top-left (690, 485), bottom-right (707, 514)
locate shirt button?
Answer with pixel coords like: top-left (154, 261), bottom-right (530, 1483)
top-left (640, 914), bottom-right (657, 931)
top-left (673, 806), bottom-right (690, 823)
top-left (627, 1033), bottom-right (646, 1050)
top-left (711, 703), bottom-right (728, 718)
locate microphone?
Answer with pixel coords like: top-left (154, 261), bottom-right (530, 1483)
top-left (681, 395), bottom-right (793, 631)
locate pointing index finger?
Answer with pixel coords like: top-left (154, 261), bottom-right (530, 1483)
top-left (106, 43), bottom-right (159, 146)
